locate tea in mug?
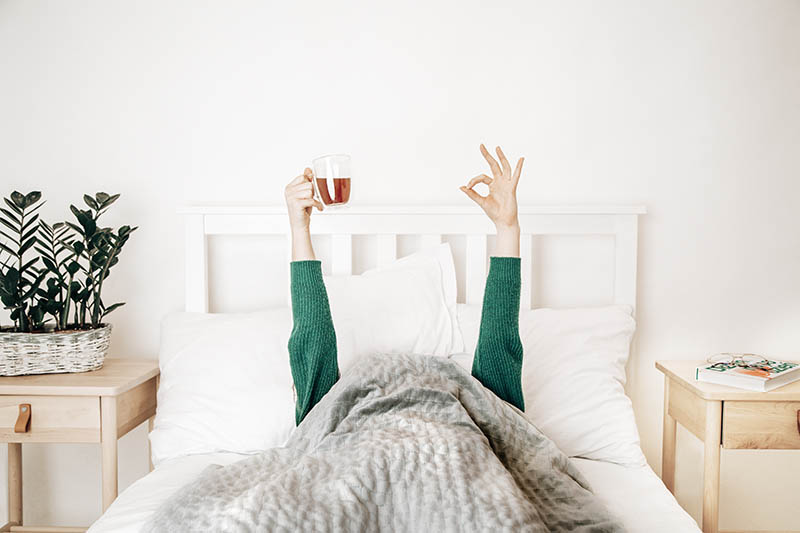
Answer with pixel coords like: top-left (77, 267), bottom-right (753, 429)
top-left (315, 177), bottom-right (351, 206)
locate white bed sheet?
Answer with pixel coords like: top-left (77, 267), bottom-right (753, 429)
top-left (89, 452), bottom-right (700, 532)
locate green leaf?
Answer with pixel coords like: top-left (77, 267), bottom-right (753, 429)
top-left (102, 302), bottom-right (125, 317)
top-left (5, 267), bottom-right (20, 286)
top-left (34, 243), bottom-right (53, 259)
top-left (19, 238), bottom-right (36, 256)
top-left (54, 223), bottom-right (69, 237)
top-left (0, 207), bottom-right (20, 225)
top-left (64, 221), bottom-right (85, 237)
top-left (0, 217), bottom-right (18, 236)
top-left (23, 191), bottom-right (42, 209)
top-left (22, 225), bottom-right (38, 245)
top-left (40, 255), bottom-right (57, 272)
top-left (30, 305), bottom-right (44, 325)
top-left (100, 193), bottom-right (120, 209)
top-left (83, 194), bottom-right (99, 211)
top-left (0, 231), bottom-right (19, 248)
top-left (67, 261), bottom-right (80, 275)
top-left (73, 241), bottom-right (85, 256)
top-left (3, 198), bottom-right (22, 216)
top-left (71, 206), bottom-right (96, 237)
top-left (10, 192), bottom-right (25, 209)
top-left (39, 221), bottom-right (55, 241)
top-left (21, 213), bottom-right (40, 234)
top-left (20, 272), bottom-right (45, 300)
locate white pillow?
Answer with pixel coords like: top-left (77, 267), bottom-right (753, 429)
top-left (151, 245), bottom-right (462, 464)
top-left (453, 303), bottom-right (645, 467)
top-left (150, 309), bottom-right (295, 466)
top-left (324, 243), bottom-right (463, 371)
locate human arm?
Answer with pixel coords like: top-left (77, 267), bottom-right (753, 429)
top-left (460, 145), bottom-right (525, 410)
top-left (284, 171), bottom-right (339, 424)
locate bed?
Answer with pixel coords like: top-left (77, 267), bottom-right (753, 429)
top-left (89, 452), bottom-right (699, 532)
top-left (87, 204), bottom-right (701, 532)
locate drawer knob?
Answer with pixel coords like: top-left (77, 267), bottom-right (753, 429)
top-left (14, 404), bottom-right (31, 433)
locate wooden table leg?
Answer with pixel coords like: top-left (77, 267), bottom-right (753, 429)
top-left (8, 442), bottom-right (22, 526)
top-left (662, 377), bottom-right (677, 493)
top-left (148, 415), bottom-right (155, 472)
top-left (100, 396), bottom-right (119, 511)
top-left (702, 400), bottom-right (722, 533)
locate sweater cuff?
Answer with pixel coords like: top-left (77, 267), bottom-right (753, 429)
top-left (290, 260), bottom-right (324, 289)
top-left (488, 256), bottom-right (521, 283)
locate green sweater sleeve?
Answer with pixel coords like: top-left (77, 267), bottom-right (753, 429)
top-left (471, 257), bottom-right (525, 411)
top-left (288, 260), bottom-right (339, 425)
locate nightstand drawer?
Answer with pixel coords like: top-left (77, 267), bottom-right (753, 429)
top-left (723, 401), bottom-right (800, 449)
top-left (0, 395), bottom-right (100, 443)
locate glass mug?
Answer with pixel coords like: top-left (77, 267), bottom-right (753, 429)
top-left (312, 154), bottom-right (351, 208)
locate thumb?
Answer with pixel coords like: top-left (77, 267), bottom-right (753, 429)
top-left (460, 186), bottom-right (485, 207)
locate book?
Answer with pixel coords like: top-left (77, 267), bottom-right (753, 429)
top-left (695, 358), bottom-right (800, 392)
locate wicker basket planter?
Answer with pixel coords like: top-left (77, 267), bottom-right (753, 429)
top-left (0, 324), bottom-right (112, 376)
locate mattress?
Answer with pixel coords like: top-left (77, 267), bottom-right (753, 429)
top-left (88, 452), bottom-right (700, 532)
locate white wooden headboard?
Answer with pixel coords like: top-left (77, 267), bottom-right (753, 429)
top-left (179, 205), bottom-right (645, 314)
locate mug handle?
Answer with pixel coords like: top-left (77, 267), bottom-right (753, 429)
top-left (308, 169), bottom-right (322, 206)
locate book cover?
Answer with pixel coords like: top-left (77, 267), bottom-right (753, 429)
top-left (698, 359), bottom-right (799, 381)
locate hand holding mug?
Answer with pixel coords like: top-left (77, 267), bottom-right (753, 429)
top-left (284, 168), bottom-right (324, 233)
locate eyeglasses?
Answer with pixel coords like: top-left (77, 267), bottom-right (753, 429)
top-left (707, 353), bottom-right (765, 365)
top-left (706, 353), bottom-right (775, 377)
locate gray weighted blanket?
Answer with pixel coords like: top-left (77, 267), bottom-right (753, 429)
top-left (143, 353), bottom-right (624, 532)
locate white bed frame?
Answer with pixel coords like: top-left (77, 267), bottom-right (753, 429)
top-left (178, 205), bottom-right (646, 314)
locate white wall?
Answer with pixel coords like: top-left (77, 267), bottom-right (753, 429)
top-left (1, 0), bottom-right (799, 528)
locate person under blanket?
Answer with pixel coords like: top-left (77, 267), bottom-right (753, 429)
top-left (285, 144), bottom-right (526, 425)
top-left (142, 145), bottom-right (624, 532)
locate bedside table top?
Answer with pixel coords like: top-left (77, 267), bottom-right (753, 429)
top-left (656, 360), bottom-right (800, 401)
top-left (0, 358), bottom-right (159, 396)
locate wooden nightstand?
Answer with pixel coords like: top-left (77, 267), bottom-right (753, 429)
top-left (0, 358), bottom-right (159, 533)
top-left (656, 360), bottom-right (800, 533)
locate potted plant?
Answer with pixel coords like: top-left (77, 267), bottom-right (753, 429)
top-left (0, 190), bottom-right (136, 376)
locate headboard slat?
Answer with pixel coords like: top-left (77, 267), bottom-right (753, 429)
top-left (377, 234), bottom-right (397, 267)
top-left (520, 234), bottom-right (533, 310)
top-left (331, 234), bottom-right (353, 275)
top-left (465, 234), bottom-right (488, 305)
top-left (420, 234), bottom-right (442, 249)
top-left (185, 214), bottom-right (209, 313)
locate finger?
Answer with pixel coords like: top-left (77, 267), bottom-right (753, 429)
top-left (291, 187), bottom-right (314, 200)
top-left (460, 185), bottom-right (486, 207)
top-left (495, 146), bottom-right (511, 177)
top-left (288, 174), bottom-right (306, 186)
top-left (303, 167), bottom-right (314, 182)
top-left (313, 199), bottom-right (324, 211)
top-left (295, 197), bottom-right (318, 209)
top-left (512, 157), bottom-right (525, 185)
top-left (288, 181), bottom-right (314, 194)
top-left (466, 174), bottom-right (492, 189)
top-left (480, 144), bottom-right (502, 177)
